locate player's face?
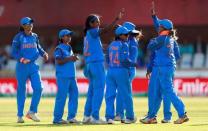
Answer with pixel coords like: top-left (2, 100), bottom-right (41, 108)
top-left (119, 34), bottom-right (129, 41)
top-left (62, 35), bottom-right (71, 44)
top-left (23, 24), bottom-right (33, 32)
top-left (90, 19), bottom-right (100, 28)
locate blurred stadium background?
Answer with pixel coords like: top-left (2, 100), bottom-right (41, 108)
top-left (0, 0), bottom-right (208, 97)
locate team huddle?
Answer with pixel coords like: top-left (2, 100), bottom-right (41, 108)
top-left (11, 2), bottom-right (189, 125)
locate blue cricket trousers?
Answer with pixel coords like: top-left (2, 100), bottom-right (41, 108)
top-left (149, 66), bottom-right (185, 118)
top-left (53, 77), bottom-right (78, 122)
top-left (16, 62), bottom-right (43, 117)
top-left (105, 68), bottom-right (134, 120)
top-left (84, 62), bottom-right (105, 120)
top-left (147, 66), bottom-right (172, 120)
top-left (116, 67), bottom-right (136, 119)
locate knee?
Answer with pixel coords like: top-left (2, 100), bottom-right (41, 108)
top-left (105, 93), bottom-right (116, 101)
top-left (33, 86), bottom-right (43, 93)
top-left (73, 91), bottom-right (79, 100)
top-left (17, 85), bottom-right (26, 92)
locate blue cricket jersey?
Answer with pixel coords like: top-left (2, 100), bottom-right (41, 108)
top-left (54, 43), bottom-right (76, 78)
top-left (11, 32), bottom-right (46, 62)
top-left (147, 15), bottom-right (180, 72)
top-left (152, 15), bottom-right (160, 32)
top-left (106, 40), bottom-right (136, 68)
top-left (147, 35), bottom-right (181, 68)
top-left (83, 28), bottom-right (104, 63)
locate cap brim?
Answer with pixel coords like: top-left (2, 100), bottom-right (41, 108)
top-left (131, 30), bottom-right (140, 34)
top-left (66, 31), bottom-right (74, 35)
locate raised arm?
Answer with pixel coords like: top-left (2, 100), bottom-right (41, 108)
top-left (100, 8), bottom-right (125, 35)
top-left (151, 0), bottom-right (160, 32)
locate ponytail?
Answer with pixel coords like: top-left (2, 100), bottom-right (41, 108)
top-left (169, 29), bottom-right (178, 40)
top-left (132, 30), bottom-right (143, 41)
top-left (115, 36), bottom-right (120, 41)
top-left (58, 38), bottom-right (63, 43)
top-left (19, 26), bottom-right (24, 32)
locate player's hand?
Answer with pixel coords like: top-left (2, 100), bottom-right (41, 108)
top-left (22, 59), bottom-right (31, 64)
top-left (43, 53), bottom-right (49, 61)
top-left (151, 0), bottom-right (156, 15)
top-left (116, 8), bottom-right (125, 20)
top-left (146, 72), bottom-right (151, 79)
top-left (73, 54), bottom-right (79, 60)
top-left (69, 55), bottom-right (79, 61)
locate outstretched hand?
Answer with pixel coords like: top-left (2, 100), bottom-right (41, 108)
top-left (151, 0), bottom-right (156, 15)
top-left (116, 8), bottom-right (125, 20)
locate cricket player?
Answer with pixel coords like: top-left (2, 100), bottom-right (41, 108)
top-left (115, 22), bottom-right (141, 122)
top-left (140, 16), bottom-right (189, 124)
top-left (53, 29), bottom-right (79, 124)
top-left (140, 2), bottom-right (173, 123)
top-left (105, 26), bottom-right (137, 124)
top-left (11, 17), bottom-right (48, 123)
top-left (82, 10), bottom-right (124, 124)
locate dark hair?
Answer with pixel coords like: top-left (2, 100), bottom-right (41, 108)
top-left (58, 38), bottom-right (63, 43)
top-left (169, 29), bottom-right (178, 40)
top-left (84, 14), bottom-right (100, 36)
top-left (19, 26), bottom-right (24, 32)
top-left (115, 36), bottom-right (120, 40)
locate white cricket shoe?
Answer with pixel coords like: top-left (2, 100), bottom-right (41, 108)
top-left (68, 118), bottom-right (80, 124)
top-left (114, 115), bottom-right (121, 121)
top-left (90, 117), bottom-right (106, 124)
top-left (26, 112), bottom-right (40, 122)
top-left (17, 117), bottom-right (24, 123)
top-left (82, 116), bottom-right (91, 124)
top-left (107, 119), bottom-right (114, 124)
top-left (124, 117), bottom-right (137, 124)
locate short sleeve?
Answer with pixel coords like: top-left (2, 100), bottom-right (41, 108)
top-left (88, 28), bottom-right (100, 38)
top-left (54, 48), bottom-right (63, 59)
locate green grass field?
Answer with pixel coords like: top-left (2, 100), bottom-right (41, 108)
top-left (0, 97), bottom-right (208, 131)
